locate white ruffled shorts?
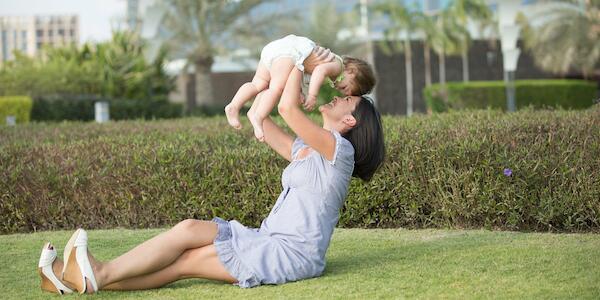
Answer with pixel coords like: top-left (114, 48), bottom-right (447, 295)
top-left (260, 34), bottom-right (316, 72)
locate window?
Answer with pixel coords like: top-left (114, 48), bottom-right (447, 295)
top-left (36, 29), bottom-right (43, 38)
top-left (58, 29), bottom-right (64, 36)
top-left (48, 30), bottom-right (53, 37)
top-left (36, 42), bottom-right (42, 50)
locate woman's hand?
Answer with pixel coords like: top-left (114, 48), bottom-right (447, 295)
top-left (304, 46), bottom-right (334, 73)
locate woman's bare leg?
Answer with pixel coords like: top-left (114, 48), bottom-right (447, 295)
top-left (250, 58), bottom-right (295, 141)
top-left (103, 245), bottom-right (236, 291)
top-left (91, 219), bottom-right (219, 289)
top-left (225, 63), bottom-right (270, 129)
top-left (44, 245), bottom-right (234, 292)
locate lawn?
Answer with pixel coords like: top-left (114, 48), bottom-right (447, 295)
top-left (1, 228), bottom-right (599, 299)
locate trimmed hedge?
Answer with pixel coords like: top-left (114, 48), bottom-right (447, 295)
top-left (424, 80), bottom-right (598, 112)
top-left (1, 107), bottom-right (599, 234)
top-left (31, 95), bottom-right (183, 121)
top-left (0, 96), bottom-right (32, 125)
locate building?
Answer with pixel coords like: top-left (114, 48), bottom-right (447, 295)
top-left (0, 15), bottom-right (79, 65)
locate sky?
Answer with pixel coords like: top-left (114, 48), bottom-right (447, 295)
top-left (0, 0), bottom-right (125, 43)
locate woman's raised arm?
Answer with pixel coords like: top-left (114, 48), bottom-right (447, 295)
top-left (277, 69), bottom-right (336, 161)
top-left (250, 91), bottom-right (294, 162)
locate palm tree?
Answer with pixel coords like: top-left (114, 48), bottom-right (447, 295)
top-left (157, 0), bottom-right (267, 110)
top-left (373, 0), bottom-right (418, 116)
top-left (448, 0), bottom-right (492, 82)
top-left (290, 2), bottom-right (360, 55)
top-left (415, 12), bottom-right (435, 87)
top-left (520, 0), bottom-right (600, 78)
top-left (431, 9), bottom-right (465, 87)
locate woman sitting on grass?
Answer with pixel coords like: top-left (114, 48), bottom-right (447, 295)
top-left (36, 51), bottom-right (385, 293)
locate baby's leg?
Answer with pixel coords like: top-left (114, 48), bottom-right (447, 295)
top-left (225, 63), bottom-right (270, 129)
top-left (250, 58), bottom-right (295, 141)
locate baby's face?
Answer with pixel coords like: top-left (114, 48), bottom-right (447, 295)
top-left (334, 70), bottom-right (357, 96)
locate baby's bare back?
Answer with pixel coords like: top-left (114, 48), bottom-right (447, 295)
top-left (302, 47), bottom-right (338, 74)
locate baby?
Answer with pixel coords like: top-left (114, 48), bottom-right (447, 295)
top-left (225, 34), bottom-right (376, 141)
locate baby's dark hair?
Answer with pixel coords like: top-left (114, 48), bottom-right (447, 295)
top-left (342, 96), bottom-right (385, 181)
top-left (343, 56), bottom-right (376, 96)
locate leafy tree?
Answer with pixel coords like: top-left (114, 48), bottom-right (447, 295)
top-left (373, 0), bottom-right (419, 116)
top-left (519, 0), bottom-right (600, 78)
top-left (447, 0), bottom-right (493, 82)
top-left (430, 8), bottom-right (465, 87)
top-left (157, 0), bottom-right (268, 110)
top-left (278, 2), bottom-right (361, 56)
top-left (94, 31), bottom-right (174, 100)
top-left (0, 31), bottom-right (174, 100)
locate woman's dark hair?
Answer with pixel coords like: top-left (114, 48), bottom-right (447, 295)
top-left (342, 96), bottom-right (385, 181)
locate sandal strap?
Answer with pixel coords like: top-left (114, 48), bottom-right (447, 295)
top-left (41, 265), bottom-right (74, 294)
top-left (38, 247), bottom-right (56, 268)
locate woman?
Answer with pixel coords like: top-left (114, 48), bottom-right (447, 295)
top-left (36, 53), bottom-right (385, 294)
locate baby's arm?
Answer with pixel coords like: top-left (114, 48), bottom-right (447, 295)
top-left (305, 61), bottom-right (343, 110)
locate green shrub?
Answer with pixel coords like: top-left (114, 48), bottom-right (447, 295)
top-left (424, 80), bottom-right (598, 112)
top-left (1, 107), bottom-right (599, 233)
top-left (31, 95), bottom-right (183, 121)
top-left (0, 96), bottom-right (33, 125)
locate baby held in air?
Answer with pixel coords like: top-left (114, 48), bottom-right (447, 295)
top-left (225, 34), bottom-right (375, 141)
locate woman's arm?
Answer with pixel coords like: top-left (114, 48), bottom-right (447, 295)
top-left (277, 69), bottom-right (336, 161)
top-left (251, 91), bottom-right (294, 161)
top-left (257, 48), bottom-right (335, 162)
top-left (262, 117), bottom-right (294, 162)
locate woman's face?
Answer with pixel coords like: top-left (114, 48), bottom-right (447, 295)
top-left (319, 95), bottom-right (361, 125)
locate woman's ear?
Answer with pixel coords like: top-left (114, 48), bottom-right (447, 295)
top-left (342, 114), bottom-right (357, 128)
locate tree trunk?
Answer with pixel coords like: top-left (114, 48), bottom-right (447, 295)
top-left (194, 57), bottom-right (214, 109)
top-left (424, 43), bottom-right (432, 87)
top-left (461, 47), bottom-right (469, 82)
top-left (184, 71), bottom-right (195, 114)
top-left (404, 39), bottom-right (413, 116)
top-left (439, 49), bottom-right (446, 86)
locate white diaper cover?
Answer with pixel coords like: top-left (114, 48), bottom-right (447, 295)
top-left (260, 34), bottom-right (316, 72)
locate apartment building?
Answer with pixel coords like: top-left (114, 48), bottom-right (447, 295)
top-left (0, 15), bottom-right (79, 65)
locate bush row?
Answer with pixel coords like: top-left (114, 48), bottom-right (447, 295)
top-left (423, 80), bottom-right (598, 112)
top-left (1, 107), bottom-right (599, 233)
top-left (30, 95), bottom-right (183, 121)
top-left (0, 96), bottom-right (32, 125)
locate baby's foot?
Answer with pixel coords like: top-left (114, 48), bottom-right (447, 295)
top-left (249, 114), bottom-right (265, 142)
top-left (225, 104), bottom-right (242, 129)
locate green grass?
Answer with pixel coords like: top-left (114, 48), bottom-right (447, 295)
top-left (1, 228), bottom-right (599, 299)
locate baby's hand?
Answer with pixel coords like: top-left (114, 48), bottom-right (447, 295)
top-left (303, 94), bottom-right (317, 111)
top-left (304, 46), bottom-right (334, 72)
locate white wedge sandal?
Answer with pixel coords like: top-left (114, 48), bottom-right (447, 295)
top-left (38, 242), bottom-right (74, 294)
top-left (62, 229), bottom-right (99, 294)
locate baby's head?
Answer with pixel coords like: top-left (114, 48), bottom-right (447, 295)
top-left (336, 57), bottom-right (376, 96)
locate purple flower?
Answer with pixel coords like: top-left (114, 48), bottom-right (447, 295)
top-left (503, 168), bottom-right (513, 177)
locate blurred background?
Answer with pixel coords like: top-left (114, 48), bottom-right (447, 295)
top-left (0, 0), bottom-right (598, 121)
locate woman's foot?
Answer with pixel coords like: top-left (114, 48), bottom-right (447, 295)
top-left (225, 104), bottom-right (242, 129)
top-left (38, 242), bottom-right (74, 294)
top-left (249, 114), bottom-right (265, 142)
top-left (62, 229), bottom-right (101, 294)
